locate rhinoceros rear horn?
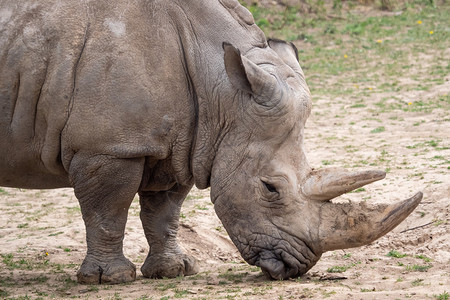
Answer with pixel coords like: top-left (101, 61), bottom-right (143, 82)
top-left (223, 42), bottom-right (278, 102)
top-left (302, 168), bottom-right (386, 201)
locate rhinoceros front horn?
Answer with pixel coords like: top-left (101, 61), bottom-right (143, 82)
top-left (317, 191), bottom-right (423, 252)
top-left (305, 167), bottom-right (423, 252)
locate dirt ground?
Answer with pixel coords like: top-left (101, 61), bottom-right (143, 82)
top-left (1, 78), bottom-right (448, 299)
top-left (1, 7), bottom-right (449, 300)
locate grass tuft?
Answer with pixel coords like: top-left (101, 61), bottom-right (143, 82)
top-left (386, 250), bottom-right (407, 258)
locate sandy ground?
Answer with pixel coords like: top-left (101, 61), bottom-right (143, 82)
top-left (1, 79), bottom-right (449, 299)
top-left (1, 12), bottom-right (449, 300)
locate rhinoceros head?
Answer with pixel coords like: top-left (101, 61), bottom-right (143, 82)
top-left (208, 40), bottom-right (422, 280)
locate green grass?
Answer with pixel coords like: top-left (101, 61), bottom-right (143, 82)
top-left (218, 269), bottom-right (249, 283)
top-left (0, 289), bottom-right (9, 298)
top-left (350, 103), bottom-right (367, 108)
top-left (174, 289), bottom-right (190, 298)
top-left (370, 126), bottom-right (385, 133)
top-left (350, 187), bottom-right (366, 193)
top-left (242, 2), bottom-right (450, 107)
top-left (435, 291), bottom-right (449, 300)
top-left (326, 262), bottom-right (360, 273)
top-left (156, 282), bottom-right (177, 291)
top-left (327, 265), bottom-right (348, 273)
top-left (17, 223), bottom-right (29, 229)
top-left (48, 231), bottom-right (64, 236)
top-left (194, 204), bottom-right (209, 211)
top-left (411, 278), bottom-right (424, 286)
top-left (1, 253), bottom-right (33, 270)
top-left (416, 255), bottom-right (432, 262)
top-left (405, 264), bottom-right (432, 272)
top-left (0, 253), bottom-right (80, 277)
top-left (387, 250), bottom-right (407, 258)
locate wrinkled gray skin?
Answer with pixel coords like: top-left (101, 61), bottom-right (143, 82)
top-left (0, 0), bottom-right (422, 284)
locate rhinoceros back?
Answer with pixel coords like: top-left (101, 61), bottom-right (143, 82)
top-left (0, 1), bottom-right (88, 188)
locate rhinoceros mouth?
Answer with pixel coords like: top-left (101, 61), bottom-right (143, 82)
top-left (242, 234), bottom-right (319, 280)
top-left (256, 250), bottom-right (304, 280)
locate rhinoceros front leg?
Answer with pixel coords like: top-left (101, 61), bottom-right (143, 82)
top-left (69, 153), bottom-right (144, 284)
top-left (139, 184), bottom-right (199, 278)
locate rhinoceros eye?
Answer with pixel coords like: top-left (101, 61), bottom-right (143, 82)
top-left (261, 180), bottom-right (279, 195)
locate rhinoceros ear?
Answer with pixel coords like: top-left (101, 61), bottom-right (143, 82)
top-left (223, 42), bottom-right (253, 93)
top-left (223, 42), bottom-right (277, 97)
top-left (268, 38), bottom-right (299, 62)
top-left (268, 39), bottom-right (303, 75)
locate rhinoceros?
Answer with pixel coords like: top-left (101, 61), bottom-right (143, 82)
top-left (0, 0), bottom-right (422, 284)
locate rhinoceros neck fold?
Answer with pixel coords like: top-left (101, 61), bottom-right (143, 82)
top-left (169, 0), bottom-right (268, 189)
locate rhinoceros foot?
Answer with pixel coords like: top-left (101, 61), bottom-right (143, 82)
top-left (141, 252), bottom-right (198, 278)
top-left (77, 255), bottom-right (136, 284)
